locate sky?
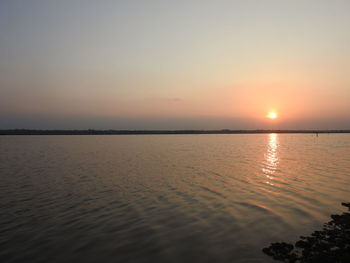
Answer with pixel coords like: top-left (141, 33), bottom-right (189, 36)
top-left (1, 0), bottom-right (350, 130)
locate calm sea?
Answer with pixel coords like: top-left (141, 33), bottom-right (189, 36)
top-left (1, 134), bottom-right (349, 263)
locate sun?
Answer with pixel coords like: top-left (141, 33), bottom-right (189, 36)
top-left (267, 111), bottom-right (278, 119)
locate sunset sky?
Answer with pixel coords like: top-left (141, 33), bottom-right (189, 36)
top-left (1, 0), bottom-right (349, 129)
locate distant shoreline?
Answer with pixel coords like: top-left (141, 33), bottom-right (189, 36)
top-left (1, 129), bottom-right (350, 135)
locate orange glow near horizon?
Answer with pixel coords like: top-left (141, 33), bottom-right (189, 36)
top-left (267, 111), bottom-right (278, 120)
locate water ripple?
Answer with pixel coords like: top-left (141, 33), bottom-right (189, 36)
top-left (1, 134), bottom-right (349, 263)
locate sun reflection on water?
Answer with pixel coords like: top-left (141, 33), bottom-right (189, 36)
top-left (263, 133), bottom-right (279, 185)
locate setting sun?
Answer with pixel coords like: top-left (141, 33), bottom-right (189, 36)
top-left (267, 112), bottom-right (278, 119)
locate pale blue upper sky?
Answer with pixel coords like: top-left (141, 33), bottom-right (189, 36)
top-left (1, 0), bottom-right (350, 129)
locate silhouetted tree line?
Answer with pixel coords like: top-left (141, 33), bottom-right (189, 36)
top-left (263, 202), bottom-right (350, 262)
top-left (0, 129), bottom-right (349, 135)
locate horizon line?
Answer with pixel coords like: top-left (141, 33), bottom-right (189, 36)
top-left (1, 129), bottom-right (350, 135)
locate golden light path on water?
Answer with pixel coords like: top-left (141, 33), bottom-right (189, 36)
top-left (263, 133), bottom-right (279, 186)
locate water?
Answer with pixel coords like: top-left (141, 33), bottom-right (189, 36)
top-left (1, 134), bottom-right (349, 263)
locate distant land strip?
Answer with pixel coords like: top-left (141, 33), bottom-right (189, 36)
top-left (1, 129), bottom-right (350, 135)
